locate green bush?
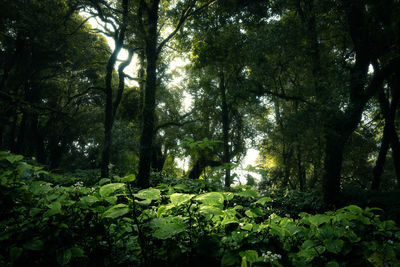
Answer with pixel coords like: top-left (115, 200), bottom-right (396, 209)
top-left (1, 152), bottom-right (399, 266)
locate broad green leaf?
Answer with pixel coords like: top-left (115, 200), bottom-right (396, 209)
top-left (98, 178), bottom-right (111, 185)
top-left (45, 201), bottom-right (62, 216)
top-left (135, 199), bottom-right (152, 206)
top-left (121, 174), bottom-right (136, 183)
top-left (195, 192), bottom-right (224, 206)
top-left (6, 154), bottom-right (23, 164)
top-left (199, 205), bottom-right (223, 216)
top-left (326, 261), bottom-right (339, 267)
top-left (302, 239), bottom-right (318, 250)
top-left (57, 249), bottom-right (72, 265)
top-left (222, 251), bottom-right (239, 266)
top-left (29, 208), bottom-right (42, 217)
top-left (245, 207), bottom-right (263, 218)
top-left (99, 183), bottom-right (125, 198)
top-left (309, 214), bottom-right (330, 226)
top-left (80, 195), bottom-right (99, 205)
top-left (221, 218), bottom-right (238, 225)
top-left (255, 196), bottom-right (273, 205)
top-left (223, 192), bottom-right (235, 201)
top-left (150, 218), bottom-right (185, 239)
top-left (339, 205), bottom-right (363, 215)
top-left (170, 193), bottom-right (195, 206)
top-left (70, 247), bottom-right (84, 258)
top-left (297, 246), bottom-right (325, 263)
top-left (324, 239), bottom-right (344, 253)
top-left (24, 239), bottom-right (44, 251)
top-left (241, 223), bottom-right (253, 231)
top-left (239, 250), bottom-right (258, 263)
top-left (10, 247), bottom-right (23, 262)
top-left (316, 225), bottom-right (335, 240)
top-left (135, 188), bottom-right (161, 201)
top-left (103, 204), bottom-right (129, 219)
top-left (173, 184), bottom-right (190, 192)
top-left (105, 196), bottom-right (118, 204)
top-left (235, 188), bottom-right (258, 198)
top-left (157, 204), bottom-right (174, 217)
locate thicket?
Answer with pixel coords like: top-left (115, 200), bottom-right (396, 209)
top-left (1, 152), bottom-right (399, 266)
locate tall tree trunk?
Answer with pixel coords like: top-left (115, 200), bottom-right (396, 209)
top-left (100, 0), bottom-right (130, 178)
top-left (371, 84), bottom-right (399, 190)
top-left (322, 130), bottom-right (346, 206)
top-left (220, 72), bottom-right (231, 188)
top-left (15, 112), bottom-right (27, 154)
top-left (137, 0), bottom-right (160, 188)
top-left (371, 126), bottom-right (390, 190)
top-left (391, 128), bottom-right (400, 188)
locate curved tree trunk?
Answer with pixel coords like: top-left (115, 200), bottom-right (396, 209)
top-left (100, 0), bottom-right (130, 178)
top-left (371, 84), bottom-right (399, 190)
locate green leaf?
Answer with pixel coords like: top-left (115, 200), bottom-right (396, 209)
top-left (241, 223), bottom-right (253, 231)
top-left (57, 249), bottom-right (72, 265)
top-left (70, 247), bottom-right (84, 258)
top-left (339, 205), bottom-right (363, 215)
top-left (121, 174), bottom-right (136, 183)
top-left (105, 196), bottom-right (118, 204)
top-left (6, 154), bottom-right (23, 164)
top-left (223, 192), bottom-right (235, 201)
top-left (135, 188), bottom-right (161, 201)
top-left (239, 250), bottom-right (258, 263)
top-left (199, 205), bottom-right (223, 216)
top-left (151, 218), bottom-right (185, 239)
top-left (324, 239), bottom-right (344, 253)
top-left (222, 251), bottom-right (239, 266)
top-left (309, 214), bottom-right (330, 226)
top-left (195, 192), bottom-right (224, 206)
top-left (170, 193), bottom-right (195, 206)
top-left (45, 201), bottom-right (62, 216)
top-left (98, 178), bottom-right (111, 185)
top-left (10, 247), bottom-right (23, 262)
top-left (173, 184), bottom-right (190, 192)
top-left (80, 195), bottom-right (99, 205)
top-left (245, 207), bottom-right (263, 218)
top-left (326, 261), bottom-right (340, 267)
top-left (236, 188), bottom-right (258, 198)
top-left (103, 204), bottom-right (129, 219)
top-left (297, 246), bottom-right (325, 263)
top-left (255, 196), bottom-right (273, 205)
top-left (99, 183), bottom-right (125, 198)
top-left (24, 239), bottom-right (44, 251)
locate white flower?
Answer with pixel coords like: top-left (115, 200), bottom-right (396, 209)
top-left (345, 225), bottom-right (350, 230)
top-left (388, 240), bottom-right (394, 245)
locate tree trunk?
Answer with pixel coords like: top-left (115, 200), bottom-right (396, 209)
top-left (219, 72), bottom-right (231, 188)
top-left (371, 84), bottom-right (399, 190)
top-left (188, 157), bottom-right (221, 180)
top-left (137, 0), bottom-right (160, 188)
top-left (371, 127), bottom-right (390, 190)
top-left (391, 129), bottom-right (400, 188)
top-left (100, 0), bottom-right (129, 178)
top-left (151, 143), bottom-right (166, 173)
top-left (322, 131), bottom-right (346, 206)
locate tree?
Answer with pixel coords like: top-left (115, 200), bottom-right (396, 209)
top-left (135, 0), bottom-right (216, 188)
top-left (0, 0), bottom-right (109, 170)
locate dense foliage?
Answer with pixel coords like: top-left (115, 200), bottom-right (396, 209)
top-left (1, 0), bottom-right (400, 265)
top-left (1, 153), bottom-right (399, 266)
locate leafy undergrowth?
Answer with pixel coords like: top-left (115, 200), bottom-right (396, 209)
top-left (1, 152), bottom-right (399, 266)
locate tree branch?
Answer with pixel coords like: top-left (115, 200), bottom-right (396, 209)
top-left (156, 0), bottom-right (217, 55)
